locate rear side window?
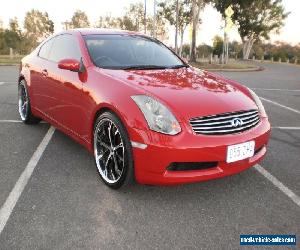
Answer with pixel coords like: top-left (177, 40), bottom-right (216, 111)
top-left (49, 34), bottom-right (81, 63)
top-left (38, 38), bottom-right (54, 60)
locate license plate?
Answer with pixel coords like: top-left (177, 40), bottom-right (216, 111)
top-left (226, 141), bottom-right (255, 163)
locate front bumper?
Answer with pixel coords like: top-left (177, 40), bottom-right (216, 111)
top-left (128, 117), bottom-right (271, 185)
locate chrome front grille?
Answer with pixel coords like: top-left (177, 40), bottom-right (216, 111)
top-left (190, 109), bottom-right (260, 135)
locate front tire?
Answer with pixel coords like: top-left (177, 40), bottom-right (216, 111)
top-left (18, 80), bottom-right (41, 124)
top-left (93, 111), bottom-right (134, 189)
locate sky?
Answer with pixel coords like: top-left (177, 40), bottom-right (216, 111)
top-left (0, 0), bottom-right (299, 46)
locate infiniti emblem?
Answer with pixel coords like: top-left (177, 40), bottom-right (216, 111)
top-left (231, 118), bottom-right (244, 127)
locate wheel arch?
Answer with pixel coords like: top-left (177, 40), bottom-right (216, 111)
top-left (18, 75), bottom-right (25, 83)
top-left (90, 103), bottom-right (131, 151)
top-left (18, 75), bottom-right (34, 106)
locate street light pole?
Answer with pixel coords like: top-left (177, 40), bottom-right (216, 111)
top-left (144, 0), bottom-right (147, 34)
top-left (175, 0), bottom-right (179, 53)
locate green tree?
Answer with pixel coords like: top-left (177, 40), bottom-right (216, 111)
top-left (229, 40), bottom-right (242, 59)
top-left (146, 14), bottom-right (168, 41)
top-left (0, 18), bottom-right (23, 54)
top-left (24, 9), bottom-right (54, 50)
top-left (252, 41), bottom-right (264, 59)
top-left (96, 16), bottom-right (120, 29)
top-left (0, 18), bottom-right (3, 30)
top-left (158, 0), bottom-right (192, 56)
top-left (212, 35), bottom-right (223, 56)
top-left (190, 0), bottom-right (211, 62)
top-left (118, 15), bottom-right (137, 31)
top-left (69, 10), bottom-right (90, 28)
top-left (214, 0), bottom-right (289, 59)
top-left (181, 44), bottom-right (191, 57)
top-left (9, 17), bottom-right (21, 35)
top-left (97, 3), bottom-right (146, 31)
top-left (197, 44), bottom-right (213, 57)
top-left (96, 3), bottom-right (167, 41)
top-left (0, 31), bottom-right (6, 54)
top-left (115, 3), bottom-right (145, 31)
top-left (262, 41), bottom-right (300, 62)
top-left (3, 30), bottom-right (20, 53)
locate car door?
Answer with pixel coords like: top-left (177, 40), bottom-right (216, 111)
top-left (30, 37), bottom-right (55, 112)
top-left (36, 34), bottom-right (87, 138)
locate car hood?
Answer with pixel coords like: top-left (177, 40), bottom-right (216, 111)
top-left (102, 67), bottom-right (257, 121)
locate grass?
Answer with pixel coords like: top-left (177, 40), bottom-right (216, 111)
top-left (0, 55), bottom-right (23, 65)
top-left (190, 61), bottom-right (257, 70)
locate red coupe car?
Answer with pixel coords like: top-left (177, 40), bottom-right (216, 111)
top-left (18, 29), bottom-right (271, 188)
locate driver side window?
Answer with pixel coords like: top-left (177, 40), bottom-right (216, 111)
top-left (49, 34), bottom-right (81, 63)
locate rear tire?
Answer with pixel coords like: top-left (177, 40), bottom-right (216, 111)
top-left (18, 80), bottom-right (41, 124)
top-left (93, 111), bottom-right (134, 189)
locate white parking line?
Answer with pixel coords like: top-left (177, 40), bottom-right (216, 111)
top-left (0, 82), bottom-right (15, 85)
top-left (0, 126), bottom-right (55, 234)
top-left (0, 120), bottom-right (47, 124)
top-left (272, 127), bottom-right (300, 130)
top-left (253, 88), bottom-right (300, 92)
top-left (0, 120), bottom-right (22, 123)
top-left (260, 97), bottom-right (300, 114)
top-left (254, 164), bottom-right (300, 208)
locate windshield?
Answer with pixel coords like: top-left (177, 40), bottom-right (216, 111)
top-left (84, 34), bottom-right (186, 70)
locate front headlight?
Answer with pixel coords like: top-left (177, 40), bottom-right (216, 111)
top-left (131, 95), bottom-right (181, 135)
top-left (247, 88), bottom-right (267, 117)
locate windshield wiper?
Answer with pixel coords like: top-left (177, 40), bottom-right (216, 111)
top-left (121, 65), bottom-right (169, 70)
top-left (167, 64), bottom-right (189, 69)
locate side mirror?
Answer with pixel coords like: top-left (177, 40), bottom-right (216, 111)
top-left (58, 59), bottom-right (82, 72)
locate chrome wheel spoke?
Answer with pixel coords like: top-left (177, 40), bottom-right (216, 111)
top-left (106, 154), bottom-right (117, 181)
top-left (115, 152), bottom-right (124, 162)
top-left (18, 84), bottom-right (29, 120)
top-left (104, 153), bottom-right (112, 168)
top-left (107, 122), bottom-right (113, 147)
top-left (22, 101), bottom-right (28, 111)
top-left (110, 171), bottom-right (116, 181)
top-left (109, 161), bottom-right (117, 180)
top-left (102, 167), bottom-right (108, 178)
top-left (96, 152), bottom-right (104, 162)
top-left (100, 142), bottom-right (111, 151)
top-left (114, 142), bottom-right (123, 151)
top-left (112, 154), bottom-right (121, 175)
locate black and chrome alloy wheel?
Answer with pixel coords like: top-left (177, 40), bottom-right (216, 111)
top-left (93, 112), bottom-right (134, 188)
top-left (18, 80), bottom-right (41, 124)
top-left (18, 81), bottom-right (29, 121)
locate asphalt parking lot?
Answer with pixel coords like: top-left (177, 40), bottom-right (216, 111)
top-left (0, 62), bottom-right (299, 249)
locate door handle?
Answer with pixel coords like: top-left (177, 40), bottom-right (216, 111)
top-left (42, 69), bottom-right (48, 77)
